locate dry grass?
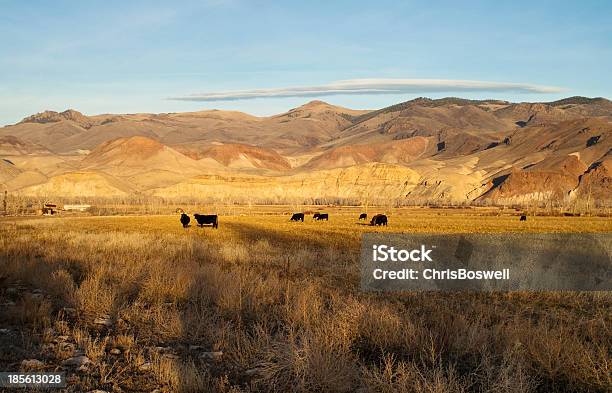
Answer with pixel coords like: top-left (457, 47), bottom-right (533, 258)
top-left (0, 210), bottom-right (610, 392)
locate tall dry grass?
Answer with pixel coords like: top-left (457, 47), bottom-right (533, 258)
top-left (0, 213), bottom-right (610, 392)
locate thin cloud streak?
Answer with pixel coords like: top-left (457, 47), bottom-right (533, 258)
top-left (169, 79), bottom-right (567, 101)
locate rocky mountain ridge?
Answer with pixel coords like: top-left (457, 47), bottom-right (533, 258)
top-left (1, 97), bottom-right (610, 206)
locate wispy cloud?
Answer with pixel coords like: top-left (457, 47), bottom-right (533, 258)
top-left (169, 78), bottom-right (566, 101)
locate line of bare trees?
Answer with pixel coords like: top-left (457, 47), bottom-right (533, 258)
top-left (0, 190), bottom-right (609, 217)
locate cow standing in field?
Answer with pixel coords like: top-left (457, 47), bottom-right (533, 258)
top-left (194, 214), bottom-right (218, 228)
top-left (313, 213), bottom-right (329, 221)
top-left (359, 213), bottom-right (367, 220)
top-left (520, 215), bottom-right (527, 221)
top-left (180, 213), bottom-right (191, 228)
top-left (290, 213), bottom-right (304, 222)
top-left (370, 214), bottom-right (388, 226)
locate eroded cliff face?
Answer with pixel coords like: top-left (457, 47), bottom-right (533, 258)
top-left (150, 163), bottom-right (421, 204)
top-left (478, 156), bottom-right (587, 204)
top-left (16, 172), bottom-right (131, 198)
top-left (9, 159), bottom-right (483, 204)
top-left (573, 159), bottom-right (612, 202)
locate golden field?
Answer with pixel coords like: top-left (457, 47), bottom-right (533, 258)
top-left (0, 208), bottom-right (610, 392)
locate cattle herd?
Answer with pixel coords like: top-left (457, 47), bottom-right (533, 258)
top-left (178, 211), bottom-right (390, 228)
top-left (179, 210), bottom-right (528, 228)
top-left (290, 212), bottom-right (388, 226)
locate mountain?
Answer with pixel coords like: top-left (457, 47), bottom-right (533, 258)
top-left (1, 97), bottom-right (610, 207)
top-left (302, 137), bottom-right (430, 170)
top-left (19, 109), bottom-right (95, 128)
top-left (81, 136), bottom-right (196, 171)
top-left (80, 136), bottom-right (215, 190)
top-left (173, 142), bottom-right (291, 171)
top-left (0, 100), bottom-right (371, 154)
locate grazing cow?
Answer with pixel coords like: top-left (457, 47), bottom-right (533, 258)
top-left (520, 215), bottom-right (527, 221)
top-left (359, 213), bottom-right (367, 220)
top-left (180, 213), bottom-right (190, 228)
top-left (370, 214), bottom-right (388, 226)
top-left (290, 213), bottom-right (304, 222)
top-left (314, 213), bottom-right (329, 221)
top-left (194, 214), bottom-right (218, 228)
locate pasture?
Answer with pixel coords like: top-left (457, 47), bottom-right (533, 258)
top-left (0, 209), bottom-right (610, 392)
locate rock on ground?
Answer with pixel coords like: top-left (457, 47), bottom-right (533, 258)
top-left (62, 355), bottom-right (91, 367)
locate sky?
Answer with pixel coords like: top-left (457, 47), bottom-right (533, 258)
top-left (0, 0), bottom-right (610, 125)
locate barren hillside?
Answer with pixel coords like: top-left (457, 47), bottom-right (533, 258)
top-left (1, 97), bottom-right (610, 206)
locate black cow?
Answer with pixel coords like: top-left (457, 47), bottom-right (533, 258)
top-left (359, 213), bottom-right (367, 220)
top-left (290, 213), bottom-right (304, 222)
top-left (180, 213), bottom-right (190, 228)
top-left (370, 214), bottom-right (388, 226)
top-left (520, 215), bottom-right (527, 221)
top-left (194, 214), bottom-right (218, 228)
top-left (313, 213), bottom-right (329, 221)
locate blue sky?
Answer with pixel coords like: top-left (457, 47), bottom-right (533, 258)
top-left (0, 0), bottom-right (610, 125)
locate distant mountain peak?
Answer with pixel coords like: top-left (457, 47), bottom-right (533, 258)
top-left (291, 100), bottom-right (336, 112)
top-left (282, 100), bottom-right (366, 119)
top-left (60, 109), bottom-right (86, 119)
top-left (303, 100), bottom-right (330, 106)
top-left (547, 96), bottom-right (611, 106)
top-left (19, 109), bottom-right (93, 128)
